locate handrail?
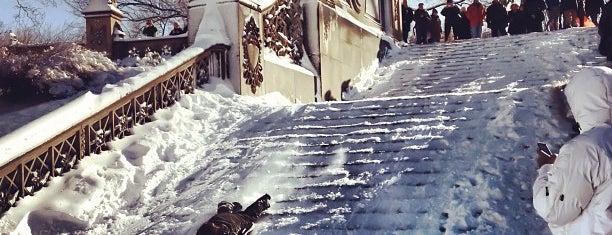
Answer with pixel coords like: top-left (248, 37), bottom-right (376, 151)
top-left (0, 44), bottom-right (230, 214)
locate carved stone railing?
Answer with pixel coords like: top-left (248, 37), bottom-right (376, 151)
top-left (112, 35), bottom-right (189, 60)
top-left (0, 44), bottom-right (229, 214)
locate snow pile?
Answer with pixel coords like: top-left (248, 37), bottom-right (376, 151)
top-left (0, 44), bottom-right (118, 98)
top-left (0, 27), bottom-right (608, 235)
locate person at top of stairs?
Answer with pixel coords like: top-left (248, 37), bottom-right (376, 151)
top-left (401, 0), bottom-right (415, 43)
top-left (523, 0), bottom-right (547, 32)
top-left (508, 3), bottom-right (528, 35)
top-left (428, 8), bottom-right (443, 43)
top-left (441, 0), bottom-right (461, 41)
top-left (486, 0), bottom-right (509, 37)
top-left (414, 3), bottom-right (431, 44)
top-left (466, 0), bottom-right (486, 38)
top-left (599, 0), bottom-right (612, 61)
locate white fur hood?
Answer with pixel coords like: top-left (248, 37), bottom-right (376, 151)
top-left (564, 66), bottom-right (612, 133)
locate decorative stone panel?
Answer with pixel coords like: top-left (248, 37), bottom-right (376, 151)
top-left (242, 17), bottom-right (264, 94)
top-left (263, 0), bottom-right (304, 65)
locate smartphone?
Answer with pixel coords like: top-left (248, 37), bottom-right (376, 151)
top-left (537, 142), bottom-right (553, 157)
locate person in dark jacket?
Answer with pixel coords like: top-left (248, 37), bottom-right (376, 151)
top-left (429, 8), bottom-right (443, 43)
top-left (546, 0), bottom-right (562, 30)
top-left (169, 21), bottom-right (184, 36)
top-left (402, 0), bottom-right (415, 43)
top-left (585, 0), bottom-right (605, 25)
top-left (508, 3), bottom-right (527, 35)
top-left (486, 0), bottom-right (509, 37)
top-left (414, 3), bottom-right (431, 44)
top-left (599, 0), bottom-right (612, 61)
top-left (142, 19), bottom-right (158, 37)
top-left (577, 0), bottom-right (586, 26)
top-left (456, 7), bottom-right (473, 39)
top-left (523, 0), bottom-right (547, 32)
top-left (441, 0), bottom-right (462, 41)
top-left (197, 194), bottom-right (271, 235)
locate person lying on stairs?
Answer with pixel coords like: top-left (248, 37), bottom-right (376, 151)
top-left (196, 194), bottom-right (271, 235)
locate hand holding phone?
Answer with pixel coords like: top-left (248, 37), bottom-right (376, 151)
top-left (536, 142), bottom-right (556, 168)
top-left (537, 142), bottom-right (553, 157)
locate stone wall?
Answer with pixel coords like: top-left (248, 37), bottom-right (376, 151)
top-left (112, 36), bottom-right (189, 60)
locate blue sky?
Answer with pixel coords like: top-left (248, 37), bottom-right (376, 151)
top-left (0, 0), bottom-right (79, 29)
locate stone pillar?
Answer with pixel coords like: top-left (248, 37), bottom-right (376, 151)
top-left (82, 0), bottom-right (123, 57)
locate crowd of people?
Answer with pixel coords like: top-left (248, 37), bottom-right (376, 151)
top-left (142, 19), bottom-right (187, 37)
top-left (401, 0), bottom-right (610, 44)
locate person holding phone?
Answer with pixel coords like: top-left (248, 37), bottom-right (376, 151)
top-left (532, 66), bottom-right (612, 235)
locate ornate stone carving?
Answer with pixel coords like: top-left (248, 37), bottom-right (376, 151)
top-left (347, 0), bottom-right (362, 13)
top-left (263, 0), bottom-right (304, 65)
top-left (89, 19), bottom-right (105, 46)
top-left (242, 17), bottom-right (263, 94)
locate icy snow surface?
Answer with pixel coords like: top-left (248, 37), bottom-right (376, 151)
top-left (0, 27), bottom-right (610, 235)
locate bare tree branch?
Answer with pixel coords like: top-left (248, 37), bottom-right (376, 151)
top-left (62, 0), bottom-right (188, 36)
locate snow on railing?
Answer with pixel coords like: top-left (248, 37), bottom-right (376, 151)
top-left (0, 44), bottom-right (229, 214)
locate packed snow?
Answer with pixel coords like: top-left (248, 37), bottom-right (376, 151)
top-left (0, 25), bottom-right (609, 234)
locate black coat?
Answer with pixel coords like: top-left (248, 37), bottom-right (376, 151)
top-left (561, 0), bottom-right (579, 11)
top-left (414, 9), bottom-right (431, 29)
top-left (197, 194), bottom-right (271, 235)
top-left (599, 1), bottom-right (612, 59)
top-left (523, 0), bottom-right (547, 16)
top-left (429, 14), bottom-right (443, 42)
top-left (456, 12), bottom-right (472, 39)
top-left (169, 27), bottom-right (184, 35)
top-left (441, 5), bottom-right (461, 23)
top-left (585, 0), bottom-right (605, 14)
top-left (508, 10), bottom-right (527, 35)
top-left (142, 25), bottom-right (158, 37)
top-left (402, 5), bottom-right (415, 25)
top-left (546, 0), bottom-right (561, 8)
top-left (486, 2), bottom-right (509, 28)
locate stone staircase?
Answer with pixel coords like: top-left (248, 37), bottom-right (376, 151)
top-left (216, 28), bottom-right (607, 234)
top-left (116, 28), bottom-right (608, 234)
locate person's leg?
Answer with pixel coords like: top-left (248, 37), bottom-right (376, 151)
top-left (548, 7), bottom-right (560, 30)
top-left (475, 25), bottom-right (482, 38)
top-left (606, 37), bottom-right (612, 61)
top-left (491, 26), bottom-right (499, 37)
top-left (420, 29), bottom-right (428, 44)
top-left (577, 0), bottom-right (585, 26)
top-left (403, 25), bottom-right (409, 42)
top-left (500, 25), bottom-right (508, 36)
top-left (453, 25), bottom-right (460, 39)
top-left (589, 12), bottom-right (599, 26)
top-left (536, 20), bottom-right (544, 32)
top-left (571, 9), bottom-right (579, 27)
top-left (600, 37), bottom-right (609, 57)
top-left (563, 10), bottom-right (571, 28)
top-left (444, 23), bottom-right (452, 41)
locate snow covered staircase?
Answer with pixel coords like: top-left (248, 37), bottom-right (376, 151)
top-left (217, 28), bottom-right (608, 234)
top-left (115, 28), bottom-right (607, 234)
top-left (363, 28), bottom-right (607, 98)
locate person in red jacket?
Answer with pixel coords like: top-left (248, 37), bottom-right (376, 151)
top-left (466, 0), bottom-right (486, 38)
